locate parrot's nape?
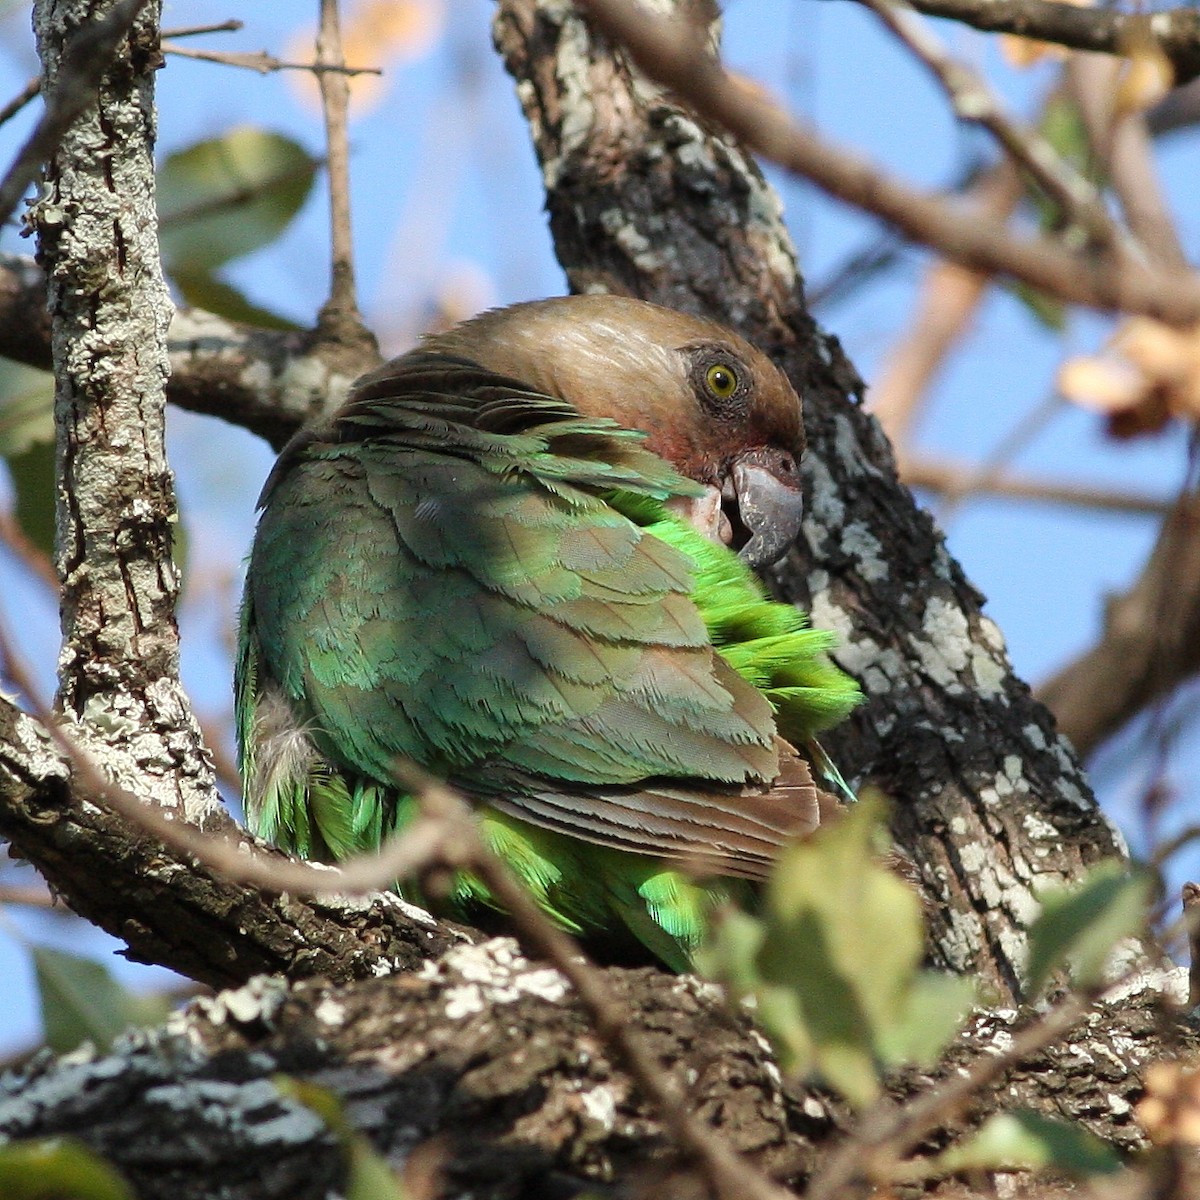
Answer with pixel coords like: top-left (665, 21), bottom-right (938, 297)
top-left (236, 294), bottom-right (861, 970)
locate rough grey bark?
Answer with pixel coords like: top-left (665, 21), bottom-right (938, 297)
top-left (0, 943), bottom-right (1186, 1200)
top-left (29, 0), bottom-right (214, 821)
top-left (492, 0), bottom-right (1130, 1002)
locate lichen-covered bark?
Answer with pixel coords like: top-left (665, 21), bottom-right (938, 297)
top-left (29, 0), bottom-right (214, 821)
top-left (0, 944), bottom-right (1185, 1199)
top-left (493, 0), bottom-right (1132, 1001)
top-left (0, 696), bottom-right (470, 989)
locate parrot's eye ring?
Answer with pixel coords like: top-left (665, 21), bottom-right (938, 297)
top-left (704, 363), bottom-right (739, 400)
top-left (687, 345), bottom-right (749, 417)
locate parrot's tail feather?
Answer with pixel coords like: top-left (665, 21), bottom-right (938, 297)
top-left (805, 736), bottom-right (857, 805)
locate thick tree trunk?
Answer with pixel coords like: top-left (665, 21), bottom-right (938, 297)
top-left (492, 0), bottom-right (1130, 1001)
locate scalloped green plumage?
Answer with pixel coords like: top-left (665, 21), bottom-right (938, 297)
top-left (238, 305), bottom-right (862, 967)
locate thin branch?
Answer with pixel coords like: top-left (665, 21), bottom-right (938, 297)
top-left (905, 0), bottom-right (1200, 85)
top-left (161, 42), bottom-right (381, 78)
top-left (856, 0), bottom-right (1128, 255)
top-left (0, 76), bottom-right (41, 129)
top-left (1037, 481), bottom-right (1200, 756)
top-left (1067, 54), bottom-right (1187, 269)
top-left (0, 882), bottom-right (59, 908)
top-left (869, 159), bottom-right (1024, 446)
top-left (903, 454), bottom-right (1172, 516)
top-left (313, 0), bottom-right (372, 348)
top-left (806, 979), bottom-right (1123, 1199)
top-left (0, 608), bottom-right (49, 717)
top-left (0, 509), bottom-right (58, 594)
top-left (0, 0), bottom-right (153, 231)
top-left (160, 20), bottom-right (243, 39)
top-left (574, 0), bottom-right (1200, 324)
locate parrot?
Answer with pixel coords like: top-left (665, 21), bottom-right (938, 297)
top-left (236, 294), bottom-right (861, 970)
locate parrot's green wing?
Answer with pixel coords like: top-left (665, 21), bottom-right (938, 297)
top-left (238, 353), bottom-right (860, 960)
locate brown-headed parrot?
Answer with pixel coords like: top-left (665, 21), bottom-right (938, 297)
top-left (236, 295), bottom-right (861, 969)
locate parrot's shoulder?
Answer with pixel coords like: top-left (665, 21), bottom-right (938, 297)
top-left (260, 351), bottom-right (702, 513)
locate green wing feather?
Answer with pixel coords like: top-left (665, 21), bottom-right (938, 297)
top-left (237, 356), bottom-right (861, 963)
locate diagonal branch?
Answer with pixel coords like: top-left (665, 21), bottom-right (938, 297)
top-left (1037, 488), bottom-right (1200, 758)
top-left (574, 0), bottom-right (1200, 324)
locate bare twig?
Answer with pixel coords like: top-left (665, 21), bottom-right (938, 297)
top-left (806, 980), bottom-right (1121, 1199)
top-left (0, 605), bottom-right (452, 896)
top-left (574, 0), bottom-right (1200, 324)
top-left (0, 0), bottom-right (153, 231)
top-left (313, 0), bottom-right (372, 347)
top-left (0, 882), bottom-right (59, 908)
top-left (161, 20), bottom-right (243, 40)
top-left (162, 42), bottom-right (381, 78)
top-left (0, 77), bottom-right (41, 129)
top-left (0, 609), bottom-right (49, 716)
top-left (903, 454), bottom-right (1171, 517)
top-left (0, 509), bottom-right (58, 594)
top-left (857, 0), bottom-right (1128, 255)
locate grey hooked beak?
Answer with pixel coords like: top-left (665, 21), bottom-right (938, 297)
top-left (730, 454), bottom-right (804, 569)
top-left (667, 447), bottom-right (804, 570)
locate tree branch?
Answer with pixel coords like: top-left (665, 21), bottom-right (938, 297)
top-left (1037, 489), bottom-right (1200, 758)
top-left (572, 0), bottom-right (1200, 325)
top-left (495, 0), bottom-right (1143, 1001)
top-left (905, 0), bottom-right (1200, 85)
top-left (0, 693), bottom-right (468, 988)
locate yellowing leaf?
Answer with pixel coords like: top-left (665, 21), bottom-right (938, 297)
top-left (1057, 355), bottom-right (1144, 413)
top-left (1115, 16), bottom-right (1175, 117)
top-left (1137, 1060), bottom-right (1200, 1146)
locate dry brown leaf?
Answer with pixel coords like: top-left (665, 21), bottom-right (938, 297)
top-left (1059, 318), bottom-right (1200, 436)
top-left (287, 0), bottom-right (446, 115)
top-left (1137, 1060), bottom-right (1200, 1145)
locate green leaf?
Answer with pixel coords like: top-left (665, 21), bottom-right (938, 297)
top-left (8, 439), bottom-right (55, 559)
top-left (171, 269), bottom-right (302, 332)
top-left (32, 946), bottom-right (166, 1054)
top-left (930, 1110), bottom-right (1122, 1178)
top-left (701, 796), bottom-right (955, 1109)
top-left (1008, 280), bottom-right (1067, 332)
top-left (1025, 861), bottom-right (1152, 997)
top-left (158, 127), bottom-right (318, 274)
top-left (0, 361), bottom-right (54, 457)
top-left (876, 971), bottom-right (975, 1069)
top-left (0, 1138), bottom-right (134, 1200)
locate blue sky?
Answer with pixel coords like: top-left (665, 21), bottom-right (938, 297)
top-left (0, 0), bottom-right (1193, 1051)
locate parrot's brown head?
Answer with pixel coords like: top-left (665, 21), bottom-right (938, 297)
top-left (423, 294), bottom-right (807, 569)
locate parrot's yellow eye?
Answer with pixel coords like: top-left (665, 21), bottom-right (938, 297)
top-left (705, 362), bottom-right (739, 400)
